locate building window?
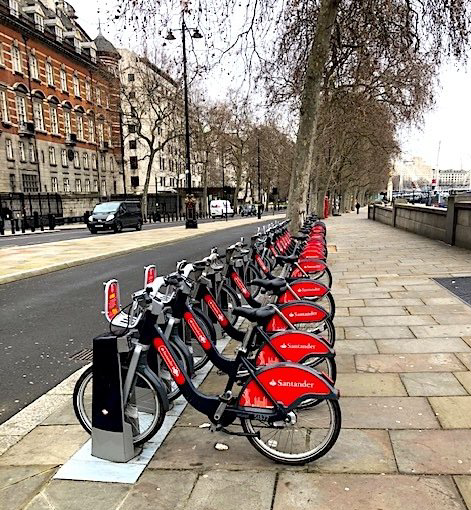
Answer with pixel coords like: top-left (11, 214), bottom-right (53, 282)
top-left (128, 73), bottom-right (135, 82)
top-left (64, 110), bottom-right (71, 136)
top-left (128, 124), bottom-right (136, 134)
top-left (29, 53), bottom-right (39, 80)
top-left (9, 0), bottom-right (19, 17)
top-left (12, 42), bottom-right (22, 73)
top-left (110, 157), bottom-right (114, 171)
top-left (51, 176), bottom-right (58, 192)
top-left (22, 174), bottom-right (39, 192)
top-left (85, 79), bottom-right (91, 101)
top-left (129, 140), bottom-right (137, 150)
top-left (83, 152), bottom-right (89, 168)
top-left (18, 141), bottom-right (25, 161)
top-left (160, 177), bottom-right (166, 186)
top-left (75, 178), bottom-right (82, 192)
top-left (77, 114), bottom-right (84, 139)
top-left (15, 95), bottom-right (27, 125)
top-left (85, 179), bottom-right (90, 192)
top-left (92, 153), bottom-right (97, 170)
top-left (49, 106), bottom-right (59, 134)
top-left (9, 173), bottom-right (16, 191)
top-left (0, 43), bottom-right (4, 67)
top-left (105, 95), bottom-right (110, 109)
top-left (96, 88), bottom-right (101, 105)
top-left (93, 179), bottom-right (98, 192)
top-left (73, 74), bottom-right (80, 97)
top-left (5, 139), bottom-right (13, 160)
top-left (73, 151), bottom-right (80, 168)
top-left (29, 143), bottom-right (36, 163)
top-left (48, 147), bottom-right (56, 165)
top-left (101, 179), bottom-right (106, 194)
top-left (0, 89), bottom-right (9, 123)
top-left (33, 100), bottom-right (44, 131)
top-left (61, 148), bottom-right (68, 167)
top-left (46, 60), bottom-right (54, 86)
top-left (98, 123), bottom-right (104, 145)
top-left (88, 117), bottom-right (95, 142)
top-left (60, 67), bottom-right (68, 92)
top-left (129, 91), bottom-right (136, 99)
top-left (56, 26), bottom-right (63, 42)
top-left (34, 13), bottom-right (44, 32)
top-left (101, 154), bottom-right (106, 171)
top-left (63, 177), bottom-right (70, 192)
top-left (130, 156), bottom-right (138, 170)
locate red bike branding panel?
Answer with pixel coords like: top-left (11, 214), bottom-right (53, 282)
top-left (278, 280), bottom-right (329, 303)
top-left (230, 272), bottom-right (251, 298)
top-left (256, 331), bottom-right (331, 365)
top-left (255, 254), bottom-right (269, 274)
top-left (153, 337), bottom-right (185, 385)
top-left (184, 311), bottom-right (211, 351)
top-left (239, 365), bottom-right (332, 408)
top-left (203, 294), bottom-right (229, 327)
top-left (291, 259), bottom-right (327, 278)
top-left (265, 302), bottom-right (328, 331)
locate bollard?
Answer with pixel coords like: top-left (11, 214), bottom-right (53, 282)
top-left (0, 218), bottom-right (4, 236)
top-left (10, 219), bottom-right (15, 234)
top-left (21, 219), bottom-right (26, 233)
top-left (91, 334), bottom-right (139, 462)
top-left (48, 213), bottom-right (55, 230)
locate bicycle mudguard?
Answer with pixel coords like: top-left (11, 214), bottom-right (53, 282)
top-left (238, 362), bottom-right (338, 409)
top-left (139, 365), bottom-right (170, 412)
top-left (255, 330), bottom-right (334, 366)
top-left (264, 301), bottom-right (330, 332)
top-left (290, 259), bottom-right (328, 278)
top-left (278, 279), bottom-right (330, 303)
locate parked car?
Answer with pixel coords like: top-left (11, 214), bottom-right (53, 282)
top-left (88, 201), bottom-right (142, 234)
top-left (240, 204), bottom-right (257, 216)
top-left (210, 199), bottom-right (234, 218)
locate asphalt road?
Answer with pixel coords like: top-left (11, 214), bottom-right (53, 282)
top-left (0, 214), bottom-right (267, 248)
top-left (0, 219), bottom-right (275, 424)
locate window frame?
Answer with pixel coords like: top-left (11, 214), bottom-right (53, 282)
top-left (48, 146), bottom-right (56, 165)
top-left (12, 42), bottom-right (22, 73)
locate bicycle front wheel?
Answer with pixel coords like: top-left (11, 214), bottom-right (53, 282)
top-left (73, 366), bottom-right (166, 446)
top-left (241, 398), bottom-right (341, 465)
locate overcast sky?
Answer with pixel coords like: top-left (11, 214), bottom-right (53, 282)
top-left (73, 0), bottom-right (471, 171)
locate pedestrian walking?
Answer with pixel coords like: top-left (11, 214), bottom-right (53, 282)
top-left (355, 202), bottom-right (360, 214)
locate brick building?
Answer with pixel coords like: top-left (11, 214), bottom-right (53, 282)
top-left (0, 0), bottom-right (124, 215)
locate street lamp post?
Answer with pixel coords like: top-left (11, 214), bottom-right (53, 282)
top-left (165, 18), bottom-right (202, 229)
top-left (257, 136), bottom-right (262, 219)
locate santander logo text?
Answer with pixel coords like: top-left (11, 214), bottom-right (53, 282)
top-left (268, 379), bottom-right (315, 388)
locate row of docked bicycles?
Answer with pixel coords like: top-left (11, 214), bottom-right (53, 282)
top-left (73, 215), bottom-right (340, 465)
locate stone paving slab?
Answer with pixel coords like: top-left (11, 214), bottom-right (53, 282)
top-left (345, 326), bottom-right (415, 339)
top-left (429, 396), bottom-right (471, 428)
top-left (335, 340), bottom-right (378, 354)
top-left (336, 373), bottom-right (407, 396)
top-left (0, 465), bottom-right (57, 510)
top-left (400, 373), bottom-right (467, 396)
top-left (273, 473), bottom-right (466, 510)
top-left (340, 397), bottom-right (439, 429)
top-left (376, 338), bottom-right (471, 354)
top-left (356, 353), bottom-right (465, 373)
top-left (391, 429), bottom-right (471, 474)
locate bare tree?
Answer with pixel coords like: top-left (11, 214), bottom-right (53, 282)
top-left (120, 51), bottom-right (183, 220)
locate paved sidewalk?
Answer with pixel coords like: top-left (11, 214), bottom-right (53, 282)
top-left (0, 214), bottom-right (284, 285)
top-left (2, 208), bottom-right (471, 509)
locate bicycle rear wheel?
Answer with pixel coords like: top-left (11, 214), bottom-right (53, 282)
top-left (73, 366), bottom-right (166, 446)
top-left (219, 283), bottom-right (241, 326)
top-left (241, 398), bottom-right (341, 465)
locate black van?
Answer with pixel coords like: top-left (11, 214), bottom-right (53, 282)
top-left (88, 201), bottom-right (143, 234)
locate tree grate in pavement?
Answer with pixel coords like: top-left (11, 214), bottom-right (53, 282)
top-left (69, 349), bottom-right (93, 362)
top-left (433, 276), bottom-right (471, 307)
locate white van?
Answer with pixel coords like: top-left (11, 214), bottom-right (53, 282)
top-left (210, 199), bottom-right (234, 218)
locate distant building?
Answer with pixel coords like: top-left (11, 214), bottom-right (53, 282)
top-left (0, 0), bottom-right (123, 213)
top-left (119, 48), bottom-right (202, 196)
top-left (437, 169), bottom-right (471, 189)
top-left (393, 156), bottom-right (433, 190)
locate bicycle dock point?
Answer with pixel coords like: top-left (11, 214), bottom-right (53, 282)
top-left (91, 334), bottom-right (141, 463)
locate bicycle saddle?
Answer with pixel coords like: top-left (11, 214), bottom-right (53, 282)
top-left (232, 305), bottom-right (276, 324)
top-left (276, 254), bottom-right (298, 264)
top-left (249, 278), bottom-right (287, 294)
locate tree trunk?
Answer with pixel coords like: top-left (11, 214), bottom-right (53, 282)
top-left (202, 157), bottom-right (208, 215)
top-left (286, 0), bottom-right (340, 233)
top-left (141, 153), bottom-right (155, 221)
top-left (233, 163), bottom-right (243, 213)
